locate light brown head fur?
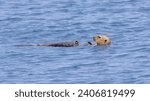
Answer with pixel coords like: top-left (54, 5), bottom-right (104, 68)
top-left (93, 35), bottom-right (111, 45)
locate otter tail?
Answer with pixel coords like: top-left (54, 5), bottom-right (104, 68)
top-left (15, 44), bottom-right (38, 47)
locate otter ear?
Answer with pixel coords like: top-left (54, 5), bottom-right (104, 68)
top-left (97, 36), bottom-right (101, 38)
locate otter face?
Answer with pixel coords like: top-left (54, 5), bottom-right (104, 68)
top-left (93, 35), bottom-right (111, 45)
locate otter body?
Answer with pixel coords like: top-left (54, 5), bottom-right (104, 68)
top-left (16, 35), bottom-right (111, 47)
top-left (16, 41), bottom-right (79, 47)
top-left (37, 41), bottom-right (79, 47)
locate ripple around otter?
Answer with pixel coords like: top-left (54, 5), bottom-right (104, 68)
top-left (0, 0), bottom-right (150, 84)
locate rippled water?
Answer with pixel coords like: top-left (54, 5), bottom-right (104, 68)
top-left (0, 0), bottom-right (150, 84)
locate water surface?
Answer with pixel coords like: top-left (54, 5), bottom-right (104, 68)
top-left (0, 0), bottom-right (150, 83)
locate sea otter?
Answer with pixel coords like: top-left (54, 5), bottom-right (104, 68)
top-left (93, 35), bottom-right (111, 45)
top-left (16, 35), bottom-right (111, 47)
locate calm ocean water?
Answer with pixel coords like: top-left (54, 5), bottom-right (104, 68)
top-left (0, 0), bottom-right (150, 84)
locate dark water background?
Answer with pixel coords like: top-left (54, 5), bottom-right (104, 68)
top-left (0, 0), bottom-right (150, 83)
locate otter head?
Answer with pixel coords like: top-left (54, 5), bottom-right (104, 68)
top-left (93, 35), bottom-right (111, 45)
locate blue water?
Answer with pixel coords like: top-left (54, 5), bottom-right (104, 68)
top-left (0, 0), bottom-right (150, 84)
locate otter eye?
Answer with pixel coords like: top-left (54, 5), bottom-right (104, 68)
top-left (105, 40), bottom-right (107, 42)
